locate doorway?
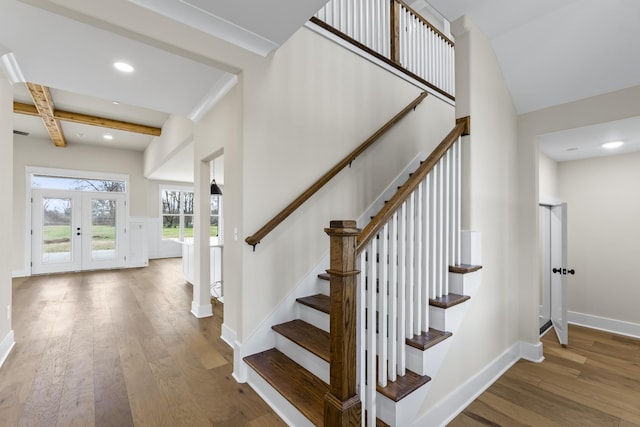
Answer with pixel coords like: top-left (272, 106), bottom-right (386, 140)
top-left (539, 203), bottom-right (570, 346)
top-left (29, 170), bottom-right (129, 274)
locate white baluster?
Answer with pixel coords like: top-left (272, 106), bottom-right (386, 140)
top-left (397, 201), bottom-right (406, 376)
top-left (455, 139), bottom-right (462, 265)
top-left (366, 241), bottom-right (377, 425)
top-left (436, 162), bottom-right (444, 298)
top-left (358, 250), bottom-right (366, 427)
top-left (379, 225), bottom-right (388, 387)
top-left (414, 183), bottom-right (422, 335)
top-left (429, 167), bottom-right (437, 300)
top-left (422, 174), bottom-right (430, 331)
top-left (406, 192), bottom-right (415, 339)
top-left (388, 212), bottom-right (398, 382)
top-left (443, 151), bottom-right (451, 295)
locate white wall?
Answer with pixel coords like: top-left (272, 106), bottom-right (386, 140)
top-left (538, 152), bottom-right (559, 202)
top-left (519, 85), bottom-right (640, 338)
top-left (418, 16), bottom-right (522, 415)
top-left (237, 26), bottom-right (454, 342)
top-left (143, 114), bottom-right (194, 178)
top-left (558, 152), bottom-right (640, 326)
top-left (0, 75), bottom-right (14, 362)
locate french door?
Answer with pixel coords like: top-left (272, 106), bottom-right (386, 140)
top-left (32, 189), bottom-right (127, 274)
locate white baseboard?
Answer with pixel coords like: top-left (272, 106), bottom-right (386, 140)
top-left (519, 340), bottom-right (544, 363)
top-left (412, 341), bottom-right (527, 427)
top-left (190, 302), bottom-right (213, 318)
top-left (12, 269), bottom-right (29, 278)
top-left (0, 330), bottom-right (15, 368)
top-left (221, 323), bottom-right (236, 348)
top-left (569, 311), bottom-right (640, 339)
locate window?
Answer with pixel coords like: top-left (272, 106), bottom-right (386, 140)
top-left (210, 195), bottom-right (221, 238)
top-left (32, 175), bottom-right (126, 192)
top-left (161, 187), bottom-right (221, 241)
top-left (161, 189), bottom-right (194, 240)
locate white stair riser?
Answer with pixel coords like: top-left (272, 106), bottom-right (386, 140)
top-left (274, 334), bottom-right (330, 384)
top-left (406, 339), bottom-right (452, 377)
top-left (297, 304), bottom-right (330, 332)
top-left (376, 382), bottom-right (432, 427)
top-left (246, 367), bottom-right (315, 427)
top-left (449, 270), bottom-right (481, 297)
top-left (429, 303), bottom-right (466, 332)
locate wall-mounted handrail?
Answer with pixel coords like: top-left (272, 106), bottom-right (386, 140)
top-left (245, 92), bottom-right (428, 249)
top-left (356, 116), bottom-right (469, 254)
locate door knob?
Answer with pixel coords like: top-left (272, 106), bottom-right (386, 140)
top-left (567, 269), bottom-right (575, 275)
top-left (552, 268), bottom-right (561, 274)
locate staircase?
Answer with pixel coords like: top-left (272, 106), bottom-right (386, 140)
top-left (244, 260), bottom-right (480, 426)
top-left (242, 118), bottom-right (481, 426)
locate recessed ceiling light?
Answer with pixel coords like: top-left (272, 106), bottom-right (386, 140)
top-left (113, 61), bottom-right (134, 73)
top-left (103, 133), bottom-right (114, 140)
top-left (602, 141), bottom-right (624, 149)
top-left (112, 101), bottom-right (120, 105)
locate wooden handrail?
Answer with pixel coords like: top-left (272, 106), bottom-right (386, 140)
top-left (245, 92), bottom-right (429, 249)
top-left (356, 116), bottom-right (470, 254)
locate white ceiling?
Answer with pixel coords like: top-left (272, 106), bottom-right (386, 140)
top-left (538, 116), bottom-right (640, 162)
top-left (426, 0), bottom-right (640, 162)
top-left (427, 0), bottom-right (640, 115)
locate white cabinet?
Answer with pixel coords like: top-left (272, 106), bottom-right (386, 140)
top-left (179, 238), bottom-right (222, 286)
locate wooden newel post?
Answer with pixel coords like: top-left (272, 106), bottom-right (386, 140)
top-left (324, 220), bottom-right (362, 427)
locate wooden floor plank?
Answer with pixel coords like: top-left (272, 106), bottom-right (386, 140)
top-left (2, 259), bottom-right (283, 427)
top-left (451, 325), bottom-right (640, 426)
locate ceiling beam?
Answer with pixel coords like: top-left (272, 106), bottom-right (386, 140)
top-left (13, 101), bottom-right (162, 137)
top-left (26, 83), bottom-right (66, 147)
top-left (54, 110), bottom-right (161, 136)
top-left (14, 83), bottom-right (163, 145)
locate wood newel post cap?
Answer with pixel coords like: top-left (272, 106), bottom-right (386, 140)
top-left (325, 220), bottom-right (360, 236)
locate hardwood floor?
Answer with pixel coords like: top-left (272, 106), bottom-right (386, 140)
top-left (450, 325), bottom-right (640, 427)
top-left (1, 258), bottom-right (285, 427)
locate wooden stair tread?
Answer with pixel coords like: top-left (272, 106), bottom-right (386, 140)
top-left (406, 328), bottom-right (453, 350)
top-left (244, 349), bottom-right (327, 426)
top-left (296, 294), bottom-right (330, 314)
top-left (318, 272), bottom-right (330, 281)
top-left (429, 293), bottom-right (470, 309)
top-left (449, 264), bottom-right (482, 274)
top-left (272, 320), bottom-right (330, 362)
top-left (376, 368), bottom-right (431, 402)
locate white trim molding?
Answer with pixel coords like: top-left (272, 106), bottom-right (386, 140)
top-left (190, 302), bottom-right (213, 318)
top-left (0, 330), bottom-right (15, 368)
top-left (221, 323), bottom-right (236, 348)
top-left (569, 311), bottom-right (640, 339)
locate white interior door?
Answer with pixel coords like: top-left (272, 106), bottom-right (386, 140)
top-left (32, 190), bottom-right (127, 274)
top-left (539, 206), bottom-right (552, 330)
top-left (550, 203), bottom-right (568, 346)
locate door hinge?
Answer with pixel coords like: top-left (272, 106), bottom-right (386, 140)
top-left (124, 256), bottom-right (127, 261)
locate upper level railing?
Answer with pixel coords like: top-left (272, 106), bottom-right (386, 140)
top-left (245, 92), bottom-right (428, 249)
top-left (323, 116), bottom-right (470, 425)
top-left (312, 0), bottom-right (455, 100)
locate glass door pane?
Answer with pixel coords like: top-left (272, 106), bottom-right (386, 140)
top-left (91, 198), bottom-right (117, 261)
top-left (42, 197), bottom-right (73, 264)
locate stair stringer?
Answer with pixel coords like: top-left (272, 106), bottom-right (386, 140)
top-left (376, 231), bottom-right (482, 427)
top-left (236, 153), bottom-right (427, 383)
